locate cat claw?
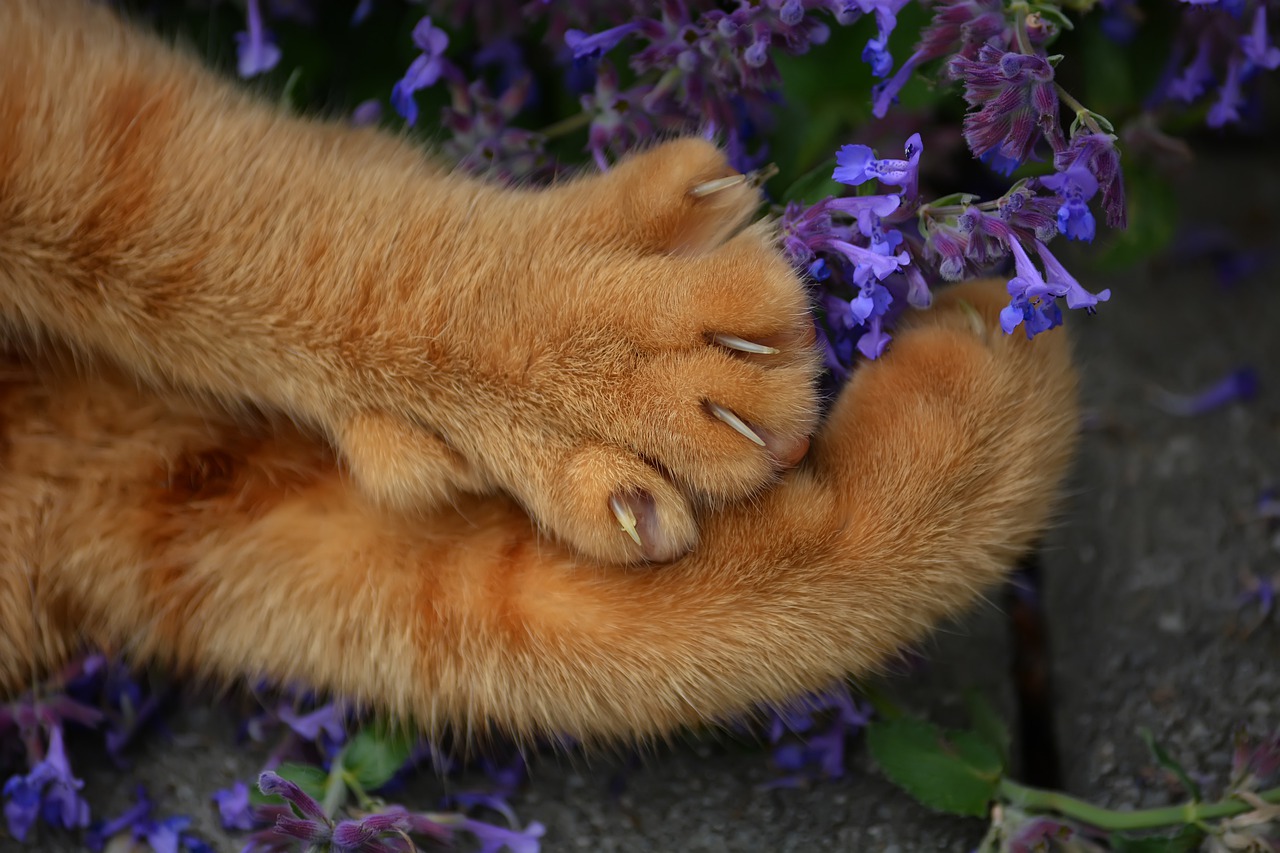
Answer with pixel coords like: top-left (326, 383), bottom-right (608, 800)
top-left (713, 334), bottom-right (779, 355)
top-left (687, 164), bottom-right (779, 199)
top-left (609, 494), bottom-right (643, 547)
top-left (688, 175), bottom-right (748, 198)
top-left (707, 403), bottom-right (765, 447)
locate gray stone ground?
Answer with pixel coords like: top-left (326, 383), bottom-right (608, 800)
top-left (8, 152), bottom-right (1280, 853)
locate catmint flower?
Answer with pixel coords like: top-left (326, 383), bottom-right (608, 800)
top-left (1040, 162), bottom-right (1098, 241)
top-left (443, 77), bottom-right (550, 182)
top-left (455, 816), bottom-right (546, 853)
top-left (2, 724), bottom-right (90, 841)
top-left (999, 237), bottom-right (1062, 338)
top-left (565, 22), bottom-right (643, 61)
top-left (1238, 572), bottom-right (1276, 618)
top-left (762, 684), bottom-right (871, 787)
top-left (856, 0), bottom-right (914, 78)
top-left (351, 99), bottom-right (383, 127)
top-left (1033, 240), bottom-right (1111, 310)
top-left (1242, 6), bottom-right (1280, 70)
top-left (277, 703), bottom-right (345, 744)
top-left (871, 49), bottom-right (925, 117)
top-left (1053, 133), bottom-right (1126, 229)
top-left (580, 63), bottom-right (656, 171)
top-left (922, 219), bottom-right (969, 280)
top-left (948, 45), bottom-right (1064, 168)
top-left (391, 17), bottom-right (450, 126)
top-left (1207, 56), bottom-right (1246, 127)
top-left (1152, 366), bottom-right (1259, 415)
top-left (1230, 728), bottom-right (1280, 791)
top-left (86, 786), bottom-right (212, 853)
top-left (235, 0), bottom-right (282, 79)
top-left (833, 132), bottom-right (923, 199)
top-left (1169, 34), bottom-right (1215, 101)
top-left (213, 782), bottom-right (256, 831)
top-left (872, 0), bottom-right (1007, 117)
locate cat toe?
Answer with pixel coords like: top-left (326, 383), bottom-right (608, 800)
top-left (568, 137), bottom-right (763, 255)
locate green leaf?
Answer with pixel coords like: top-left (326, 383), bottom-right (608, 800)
top-left (1139, 728), bottom-right (1202, 801)
top-left (250, 762), bottom-right (329, 806)
top-left (338, 726), bottom-right (415, 792)
top-left (780, 156), bottom-right (841, 206)
top-left (867, 717), bottom-right (1004, 817)
top-left (964, 690), bottom-right (1012, 765)
top-left (1109, 825), bottom-right (1206, 853)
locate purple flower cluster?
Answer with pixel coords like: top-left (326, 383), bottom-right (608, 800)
top-left (564, 0), bottom-right (891, 171)
top-left (761, 684), bottom-right (872, 788)
top-left (781, 134), bottom-right (923, 368)
top-left (1161, 2), bottom-right (1280, 127)
top-left (243, 771), bottom-right (545, 853)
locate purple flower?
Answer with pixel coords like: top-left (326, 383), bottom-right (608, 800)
top-left (459, 817), bottom-right (546, 853)
top-left (444, 76), bottom-right (550, 182)
top-left (1238, 572), bottom-right (1276, 618)
top-left (871, 49), bottom-right (925, 118)
top-left (391, 17), bottom-right (450, 125)
top-left (1169, 34), bottom-right (1215, 102)
top-left (580, 62), bottom-right (656, 171)
top-left (832, 133), bottom-right (923, 199)
top-left (1040, 162), bottom-right (1098, 241)
top-left (330, 813), bottom-right (413, 851)
top-left (922, 219), bottom-right (969, 280)
top-left (1207, 56), bottom-right (1245, 128)
top-left (947, 45), bottom-right (1063, 168)
top-left (1242, 6), bottom-right (1280, 70)
top-left (1000, 238), bottom-right (1061, 338)
top-left (2, 725), bottom-right (90, 841)
top-left (258, 772), bottom-right (326, 824)
top-left (86, 786), bottom-right (212, 853)
top-left (1033, 240), bottom-right (1111, 310)
top-left (277, 703), bottom-right (345, 744)
top-left (1231, 728), bottom-right (1280, 790)
top-left (351, 99), bottom-right (383, 127)
top-left (1053, 133), bottom-right (1126, 229)
top-left (857, 316), bottom-right (892, 359)
top-left (213, 782), bottom-right (256, 831)
top-left (1007, 816), bottom-right (1077, 851)
top-left (1152, 367), bottom-right (1259, 416)
top-left (234, 0), bottom-right (281, 79)
top-left (565, 22), bottom-right (642, 61)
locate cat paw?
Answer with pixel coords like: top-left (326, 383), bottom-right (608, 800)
top-left (338, 138), bottom-right (821, 565)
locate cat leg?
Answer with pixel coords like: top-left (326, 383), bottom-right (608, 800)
top-left (0, 280), bottom-right (1076, 741)
top-left (1, 3), bottom-right (819, 565)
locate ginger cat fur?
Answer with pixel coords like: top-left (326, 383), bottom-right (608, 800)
top-left (0, 1), bottom-right (1079, 742)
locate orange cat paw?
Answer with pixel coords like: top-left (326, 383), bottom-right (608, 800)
top-left (336, 139), bottom-right (821, 565)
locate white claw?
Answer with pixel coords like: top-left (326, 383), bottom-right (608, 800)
top-left (609, 495), bottom-right (643, 546)
top-left (713, 333), bottom-right (779, 355)
top-left (708, 403), bottom-right (766, 446)
top-left (689, 175), bottom-right (748, 198)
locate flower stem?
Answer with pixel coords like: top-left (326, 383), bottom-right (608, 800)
top-left (537, 111), bottom-right (591, 139)
top-left (1000, 779), bottom-right (1280, 831)
top-left (1054, 84), bottom-right (1105, 135)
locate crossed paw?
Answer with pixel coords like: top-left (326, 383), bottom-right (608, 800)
top-left (333, 139), bottom-right (821, 564)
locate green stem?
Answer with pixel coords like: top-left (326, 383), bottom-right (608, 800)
top-left (1010, 4), bottom-right (1034, 54)
top-left (537, 111), bottom-right (591, 139)
top-left (1054, 84), bottom-right (1105, 135)
top-left (1000, 779), bottom-right (1280, 832)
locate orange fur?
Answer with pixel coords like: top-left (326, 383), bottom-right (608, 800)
top-left (0, 0), bottom-right (1079, 741)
